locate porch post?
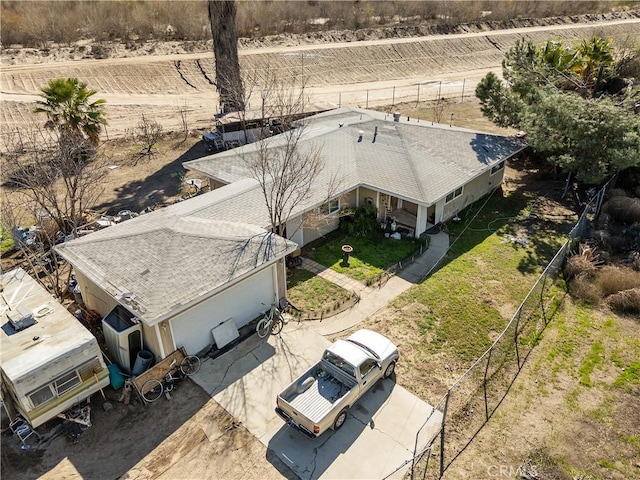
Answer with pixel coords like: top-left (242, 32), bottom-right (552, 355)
top-left (415, 205), bottom-right (429, 237)
top-left (376, 191), bottom-right (381, 220)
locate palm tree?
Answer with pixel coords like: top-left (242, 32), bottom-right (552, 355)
top-left (34, 78), bottom-right (107, 144)
top-left (575, 36), bottom-right (614, 96)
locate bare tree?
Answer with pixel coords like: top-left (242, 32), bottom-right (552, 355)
top-left (178, 102), bottom-right (190, 140)
top-left (134, 113), bottom-right (163, 163)
top-left (1, 126), bottom-right (109, 296)
top-left (208, 0), bottom-right (244, 113)
top-left (241, 82), bottom-right (344, 240)
top-left (2, 126), bottom-right (108, 238)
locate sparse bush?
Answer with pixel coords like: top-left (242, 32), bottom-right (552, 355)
top-left (569, 275), bottom-right (603, 304)
top-left (563, 244), bottom-right (600, 280)
top-left (605, 288), bottom-right (640, 315)
top-left (596, 265), bottom-right (640, 296)
top-left (0, 0), bottom-right (622, 47)
top-left (602, 195), bottom-right (640, 225)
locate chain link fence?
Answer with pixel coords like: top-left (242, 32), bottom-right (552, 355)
top-left (391, 177), bottom-right (616, 479)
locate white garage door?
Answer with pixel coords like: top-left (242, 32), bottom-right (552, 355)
top-left (171, 265), bottom-right (276, 355)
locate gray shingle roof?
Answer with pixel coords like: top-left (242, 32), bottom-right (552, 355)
top-left (57, 214), bottom-right (297, 324)
top-left (184, 107), bottom-right (526, 207)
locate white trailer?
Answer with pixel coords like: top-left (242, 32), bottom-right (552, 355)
top-left (0, 268), bottom-right (109, 428)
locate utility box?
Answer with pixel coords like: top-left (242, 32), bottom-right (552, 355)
top-left (102, 305), bottom-right (143, 374)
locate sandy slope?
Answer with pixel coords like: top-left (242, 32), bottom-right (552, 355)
top-left (1, 17), bottom-right (639, 139)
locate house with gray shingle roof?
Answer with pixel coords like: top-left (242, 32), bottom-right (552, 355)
top-left (184, 107), bottom-right (526, 247)
top-left (56, 106), bottom-right (523, 363)
top-left (56, 203), bottom-right (297, 359)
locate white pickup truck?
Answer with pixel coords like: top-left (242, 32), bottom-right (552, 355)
top-left (275, 329), bottom-right (398, 438)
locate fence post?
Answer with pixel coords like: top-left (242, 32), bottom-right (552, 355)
top-left (483, 348), bottom-right (493, 422)
top-left (440, 390), bottom-right (450, 479)
top-left (539, 270), bottom-right (548, 324)
top-left (514, 309), bottom-right (521, 370)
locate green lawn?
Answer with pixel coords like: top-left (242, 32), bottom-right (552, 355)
top-left (309, 233), bottom-right (424, 283)
top-left (391, 191), bottom-right (567, 364)
top-left (286, 268), bottom-right (353, 314)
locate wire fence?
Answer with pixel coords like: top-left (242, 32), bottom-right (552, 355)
top-left (388, 177), bottom-right (615, 480)
top-left (246, 77), bottom-right (476, 123)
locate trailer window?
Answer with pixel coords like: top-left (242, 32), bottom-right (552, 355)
top-left (27, 368), bottom-right (83, 409)
top-left (55, 371), bottom-right (81, 395)
top-left (29, 385), bottom-right (54, 408)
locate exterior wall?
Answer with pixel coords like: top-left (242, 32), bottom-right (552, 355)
top-left (341, 190), bottom-right (357, 208)
top-left (141, 324), bottom-right (163, 362)
top-left (302, 214), bottom-right (339, 245)
top-left (287, 215), bottom-right (304, 247)
top-left (8, 340), bottom-right (109, 428)
top-left (210, 179), bottom-right (228, 190)
top-left (441, 169), bottom-right (500, 222)
top-left (357, 187), bottom-right (378, 209)
top-left (74, 270), bottom-right (118, 317)
top-left (171, 264), bottom-right (277, 355)
top-left (403, 201), bottom-right (418, 216)
top-left (276, 258), bottom-right (287, 301)
top-left (158, 320), bottom-right (175, 359)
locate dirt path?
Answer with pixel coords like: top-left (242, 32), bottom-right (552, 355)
top-left (2, 18), bottom-right (639, 138)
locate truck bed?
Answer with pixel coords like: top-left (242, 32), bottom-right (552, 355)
top-left (282, 361), bottom-right (357, 424)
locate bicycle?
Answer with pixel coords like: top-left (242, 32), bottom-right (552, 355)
top-left (141, 354), bottom-right (201, 403)
top-left (256, 303), bottom-right (285, 338)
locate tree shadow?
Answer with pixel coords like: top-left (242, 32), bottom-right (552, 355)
top-left (95, 140), bottom-right (208, 213)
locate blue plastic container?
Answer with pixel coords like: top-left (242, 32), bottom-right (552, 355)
top-left (108, 364), bottom-right (125, 390)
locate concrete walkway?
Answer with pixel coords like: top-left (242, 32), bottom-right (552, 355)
top-left (299, 231), bottom-right (450, 336)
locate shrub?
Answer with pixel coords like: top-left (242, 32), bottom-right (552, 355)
top-left (602, 196), bottom-right (640, 225)
top-left (563, 244), bottom-right (600, 280)
top-left (569, 276), bottom-right (603, 304)
top-left (605, 288), bottom-right (640, 315)
top-left (596, 265), bottom-right (640, 296)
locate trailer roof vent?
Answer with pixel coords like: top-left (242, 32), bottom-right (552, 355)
top-left (6, 307), bottom-right (37, 332)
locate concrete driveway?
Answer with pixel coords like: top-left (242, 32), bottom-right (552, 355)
top-left (191, 325), bottom-right (442, 480)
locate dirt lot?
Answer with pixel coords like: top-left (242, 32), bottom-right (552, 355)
top-left (2, 15), bottom-right (640, 480)
top-left (1, 380), bottom-right (295, 480)
top-left (2, 15), bottom-right (639, 139)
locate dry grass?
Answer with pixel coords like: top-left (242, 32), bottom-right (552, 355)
top-left (570, 276), bottom-right (604, 305)
top-left (563, 253), bottom-right (598, 281)
top-left (596, 265), bottom-right (640, 296)
top-left (606, 288), bottom-right (640, 314)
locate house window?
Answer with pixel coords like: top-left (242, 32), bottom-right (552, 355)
top-left (491, 161), bottom-right (505, 175)
top-left (327, 199), bottom-right (340, 215)
top-left (445, 187), bottom-right (463, 204)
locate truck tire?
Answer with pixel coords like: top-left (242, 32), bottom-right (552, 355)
top-left (333, 409), bottom-right (348, 430)
top-left (384, 361), bottom-right (396, 379)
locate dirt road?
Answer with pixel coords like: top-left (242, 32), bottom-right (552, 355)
top-left (2, 18), bottom-right (639, 138)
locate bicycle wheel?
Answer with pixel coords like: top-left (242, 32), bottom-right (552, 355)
top-left (180, 355), bottom-right (201, 376)
top-left (270, 315), bottom-right (284, 336)
top-left (256, 317), bottom-right (271, 338)
top-left (141, 379), bottom-right (163, 403)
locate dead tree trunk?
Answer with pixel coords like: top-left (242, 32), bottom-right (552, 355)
top-left (208, 0), bottom-right (244, 114)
